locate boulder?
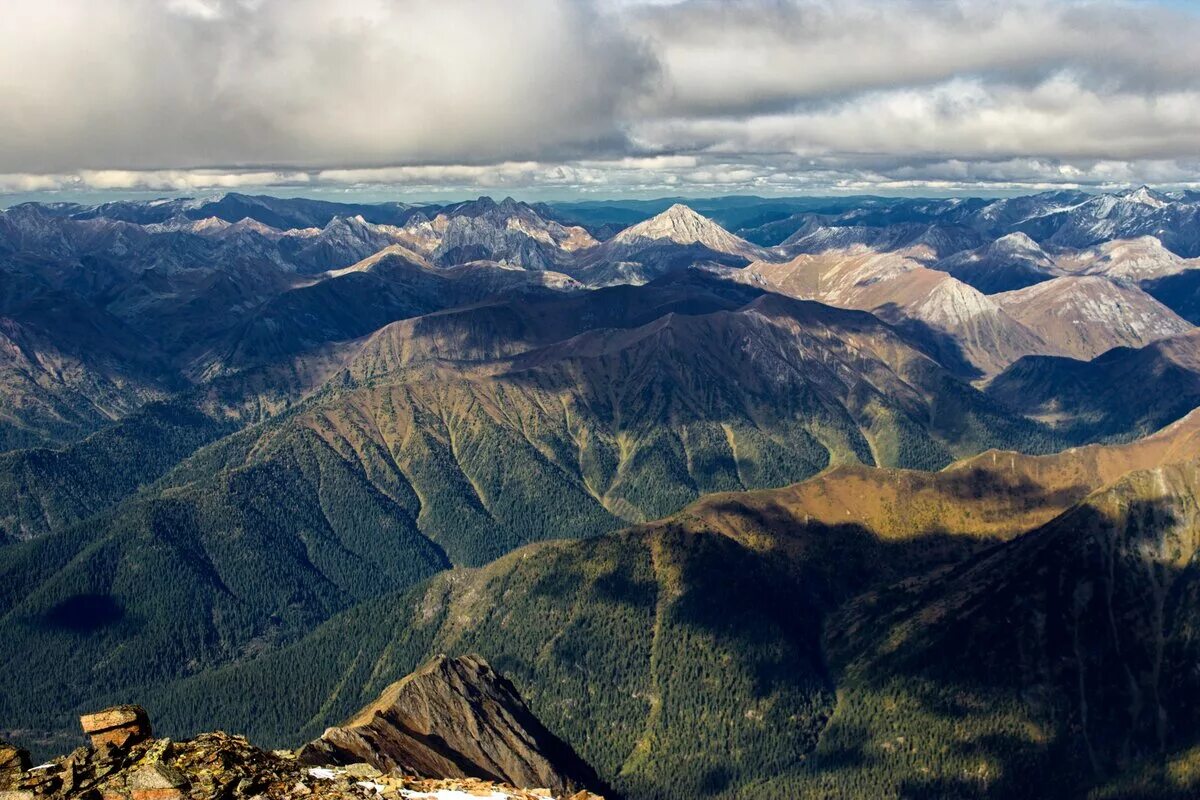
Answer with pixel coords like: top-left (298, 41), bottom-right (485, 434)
top-left (128, 763), bottom-right (187, 800)
top-left (0, 743), bottom-right (30, 790)
top-left (79, 707), bottom-right (151, 750)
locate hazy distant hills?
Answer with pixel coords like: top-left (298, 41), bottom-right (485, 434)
top-left (1, 185), bottom-right (1197, 558)
top-left (2, 190), bottom-right (1200, 797)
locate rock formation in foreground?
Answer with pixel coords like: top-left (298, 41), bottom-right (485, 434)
top-left (299, 655), bottom-right (606, 799)
top-left (0, 655), bottom-right (605, 800)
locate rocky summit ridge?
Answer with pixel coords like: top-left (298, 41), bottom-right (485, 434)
top-left (299, 655), bottom-right (605, 798)
top-left (0, 656), bottom-right (604, 800)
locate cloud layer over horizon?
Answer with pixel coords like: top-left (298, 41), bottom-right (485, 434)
top-left (3, 0), bottom-right (1200, 196)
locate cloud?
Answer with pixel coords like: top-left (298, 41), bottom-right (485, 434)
top-left (0, 0), bottom-right (653, 173)
top-left (631, 0), bottom-right (1200, 117)
top-left (633, 75), bottom-right (1200, 161)
top-left (3, 0), bottom-right (1200, 195)
top-left (0, 170), bottom-right (311, 194)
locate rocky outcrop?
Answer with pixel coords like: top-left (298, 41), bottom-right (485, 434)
top-left (79, 707), bottom-right (152, 750)
top-left (299, 655), bottom-right (605, 798)
top-left (0, 742), bottom-right (31, 790)
top-left (0, 661), bottom-right (607, 800)
top-left (0, 722), bottom-right (602, 800)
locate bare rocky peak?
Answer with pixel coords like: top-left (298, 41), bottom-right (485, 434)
top-left (420, 197), bottom-right (596, 269)
top-left (1059, 235), bottom-right (1190, 281)
top-left (0, 682), bottom-right (606, 800)
top-left (913, 274), bottom-right (1003, 326)
top-left (987, 231), bottom-right (1047, 257)
top-left (299, 655), bottom-right (606, 799)
top-left (1119, 185), bottom-right (1172, 209)
top-left (612, 203), bottom-right (751, 254)
top-left (995, 274), bottom-right (1194, 352)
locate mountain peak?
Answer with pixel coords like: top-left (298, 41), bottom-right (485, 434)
top-left (299, 654), bottom-right (606, 797)
top-left (991, 231), bottom-right (1043, 252)
top-left (1119, 185), bottom-right (1170, 208)
top-left (321, 214), bottom-right (370, 232)
top-left (612, 203), bottom-right (751, 254)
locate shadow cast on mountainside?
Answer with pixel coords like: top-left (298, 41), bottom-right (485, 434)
top-left (872, 302), bottom-right (985, 382)
top-left (563, 490), bottom-right (1200, 798)
top-left (811, 497), bottom-right (1200, 798)
top-left (934, 466), bottom-right (1091, 513)
top-left (641, 501), bottom-right (1004, 734)
top-left (13, 480), bottom-right (1196, 800)
top-left (37, 593), bottom-right (128, 633)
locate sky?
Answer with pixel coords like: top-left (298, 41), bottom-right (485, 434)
top-left (3, 0), bottom-right (1200, 202)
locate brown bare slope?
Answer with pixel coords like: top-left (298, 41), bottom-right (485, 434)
top-left (993, 275), bottom-right (1194, 361)
top-left (733, 248), bottom-right (1051, 377)
top-left (663, 405), bottom-right (1200, 545)
top-left (299, 654), bottom-right (605, 797)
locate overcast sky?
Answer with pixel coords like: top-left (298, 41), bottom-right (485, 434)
top-left (3, 0), bottom-right (1200, 200)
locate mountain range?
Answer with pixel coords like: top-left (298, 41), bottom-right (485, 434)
top-left (2, 189), bottom-right (1200, 799)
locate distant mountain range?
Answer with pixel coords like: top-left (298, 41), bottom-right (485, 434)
top-left (2, 190), bottom-right (1200, 799)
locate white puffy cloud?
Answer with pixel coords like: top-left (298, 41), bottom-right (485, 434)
top-left (4, 0), bottom-right (1200, 195)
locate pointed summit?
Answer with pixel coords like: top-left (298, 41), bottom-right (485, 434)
top-left (1119, 185), bottom-right (1170, 208)
top-left (612, 203), bottom-right (755, 255)
top-left (299, 654), bottom-right (606, 797)
top-left (989, 231), bottom-right (1044, 254)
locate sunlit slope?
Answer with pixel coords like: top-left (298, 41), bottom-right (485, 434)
top-left (136, 412), bottom-right (1200, 800)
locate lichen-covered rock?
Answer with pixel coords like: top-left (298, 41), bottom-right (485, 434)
top-left (128, 762), bottom-right (188, 800)
top-left (0, 727), bottom-right (596, 800)
top-left (0, 742), bottom-right (31, 790)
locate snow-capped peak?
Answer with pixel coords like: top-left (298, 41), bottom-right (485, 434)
top-left (1119, 185), bottom-right (1171, 209)
top-left (990, 231), bottom-right (1043, 254)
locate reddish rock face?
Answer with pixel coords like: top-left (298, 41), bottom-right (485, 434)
top-left (80, 706), bottom-right (152, 749)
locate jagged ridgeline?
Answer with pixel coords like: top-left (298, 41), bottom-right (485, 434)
top-left (0, 655), bottom-right (611, 800)
top-left (3, 191), bottom-right (1200, 799)
top-left (0, 273), bottom-right (1065, 754)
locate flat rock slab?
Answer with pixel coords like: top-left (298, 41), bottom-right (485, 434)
top-left (80, 706), bottom-right (152, 749)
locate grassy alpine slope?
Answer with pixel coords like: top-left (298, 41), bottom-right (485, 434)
top-left (0, 278), bottom-right (1066, 759)
top-left (122, 412), bottom-right (1200, 800)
